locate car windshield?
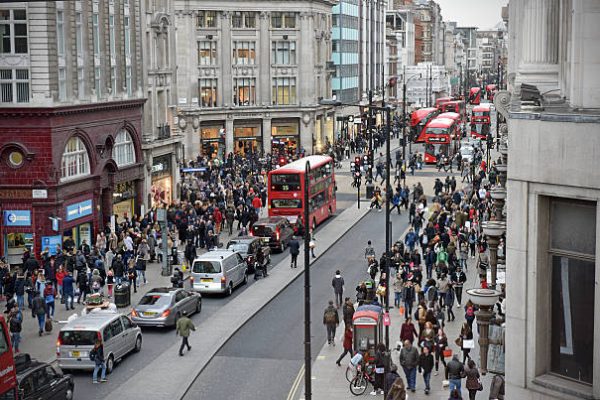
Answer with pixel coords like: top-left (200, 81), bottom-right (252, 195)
top-left (139, 294), bottom-right (172, 307)
top-left (59, 330), bottom-right (97, 346)
top-left (228, 243), bottom-right (249, 253)
top-left (193, 260), bottom-right (222, 274)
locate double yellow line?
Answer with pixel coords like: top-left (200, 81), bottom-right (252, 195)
top-left (286, 364), bottom-right (305, 400)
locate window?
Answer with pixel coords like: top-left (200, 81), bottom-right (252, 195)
top-left (549, 198), bottom-right (596, 385)
top-left (124, 16), bottom-right (131, 56)
top-left (272, 77), bottom-right (296, 105)
top-left (109, 319), bottom-right (124, 337)
top-left (199, 78), bottom-right (217, 107)
top-left (231, 12), bottom-right (256, 29)
top-left (61, 137), bottom-right (90, 181)
top-left (94, 66), bottom-right (101, 97)
top-left (232, 41), bottom-right (256, 65)
top-left (0, 9), bottom-right (28, 54)
top-left (198, 41), bottom-right (217, 65)
top-left (111, 66), bottom-right (117, 94)
top-left (126, 65), bottom-right (132, 96)
top-left (271, 41), bottom-right (296, 65)
top-left (233, 78), bottom-right (255, 106)
top-left (197, 11), bottom-right (217, 28)
top-left (56, 11), bottom-right (65, 57)
top-left (271, 12), bottom-right (296, 29)
top-left (58, 68), bottom-right (66, 101)
top-left (0, 69), bottom-right (29, 103)
top-left (92, 12), bottom-right (100, 56)
top-left (75, 12), bottom-right (83, 55)
top-left (109, 15), bottom-right (116, 59)
top-left (114, 129), bottom-right (136, 167)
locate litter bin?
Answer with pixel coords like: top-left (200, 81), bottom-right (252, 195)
top-left (114, 283), bottom-right (131, 308)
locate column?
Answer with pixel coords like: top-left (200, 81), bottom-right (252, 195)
top-left (300, 114), bottom-right (314, 155)
top-left (516, 0), bottom-right (560, 92)
top-left (225, 118), bottom-right (234, 155)
top-left (221, 12), bottom-right (233, 106)
top-left (259, 12), bottom-right (271, 105)
top-left (298, 12), bottom-right (314, 106)
top-left (262, 117), bottom-right (272, 154)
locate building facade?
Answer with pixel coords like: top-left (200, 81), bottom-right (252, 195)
top-left (174, 1), bottom-right (336, 160)
top-left (359, 0), bottom-right (386, 101)
top-left (0, 0), bottom-right (145, 261)
top-left (332, 0), bottom-right (360, 104)
top-left (505, 1), bottom-right (600, 399)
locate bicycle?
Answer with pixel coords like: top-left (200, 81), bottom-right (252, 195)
top-left (349, 364), bottom-right (376, 396)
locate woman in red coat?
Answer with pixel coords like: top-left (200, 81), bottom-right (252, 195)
top-left (335, 326), bottom-right (354, 366)
top-left (400, 316), bottom-right (419, 344)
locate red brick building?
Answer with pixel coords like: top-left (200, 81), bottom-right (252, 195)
top-left (0, 100), bottom-right (145, 264)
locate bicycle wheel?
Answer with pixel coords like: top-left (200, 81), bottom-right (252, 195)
top-left (349, 374), bottom-right (368, 396)
top-left (345, 364), bottom-right (357, 382)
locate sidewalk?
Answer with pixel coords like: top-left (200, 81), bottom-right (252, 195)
top-left (301, 162), bottom-right (497, 400)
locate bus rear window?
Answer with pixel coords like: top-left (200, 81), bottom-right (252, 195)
top-left (271, 174), bottom-right (301, 191)
top-left (59, 330), bottom-right (97, 346)
top-left (271, 199), bottom-right (302, 208)
top-left (426, 127), bottom-right (448, 135)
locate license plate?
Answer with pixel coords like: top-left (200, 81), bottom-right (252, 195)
top-left (70, 351), bottom-right (81, 357)
top-left (143, 312), bottom-right (156, 317)
top-left (201, 278), bottom-right (212, 283)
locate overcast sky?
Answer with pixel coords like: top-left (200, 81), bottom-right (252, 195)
top-left (434, 0), bottom-right (508, 30)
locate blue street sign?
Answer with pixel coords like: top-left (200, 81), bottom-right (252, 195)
top-left (3, 210), bottom-right (31, 226)
top-left (65, 199), bottom-right (93, 222)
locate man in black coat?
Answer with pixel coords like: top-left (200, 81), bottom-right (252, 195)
top-left (288, 236), bottom-right (300, 268)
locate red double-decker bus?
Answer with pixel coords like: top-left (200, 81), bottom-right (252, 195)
top-left (410, 107), bottom-right (439, 143)
top-left (268, 155), bottom-right (336, 229)
top-left (438, 112), bottom-right (462, 153)
top-left (468, 87), bottom-right (481, 105)
top-left (435, 97), bottom-right (453, 110)
top-left (0, 316), bottom-right (18, 399)
top-left (440, 100), bottom-right (465, 116)
top-left (485, 84), bottom-right (497, 101)
top-left (423, 117), bottom-right (456, 164)
top-left (470, 104), bottom-right (492, 139)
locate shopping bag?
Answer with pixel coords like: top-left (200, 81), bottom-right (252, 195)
top-left (443, 349), bottom-right (453, 358)
top-left (399, 305), bottom-right (405, 316)
top-left (462, 339), bottom-right (475, 349)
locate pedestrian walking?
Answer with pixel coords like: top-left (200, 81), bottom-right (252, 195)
top-left (331, 270), bottom-right (344, 308)
top-left (289, 236), bottom-right (300, 268)
top-left (43, 281), bottom-right (56, 320)
top-left (489, 374), bottom-right (505, 400)
top-left (323, 300), bottom-right (339, 346)
top-left (364, 240), bottom-right (376, 260)
top-left (31, 290), bottom-right (47, 336)
top-left (90, 339), bottom-right (107, 383)
top-left (459, 322), bottom-right (474, 364)
top-left (62, 271), bottom-right (75, 310)
top-left (400, 317), bottom-right (419, 345)
top-left (342, 297), bottom-right (355, 327)
top-left (309, 231), bottom-right (317, 258)
top-left (445, 354), bottom-right (465, 394)
top-left (384, 364), bottom-right (402, 395)
top-left (465, 359), bottom-right (482, 400)
top-left (418, 345), bottom-right (434, 395)
top-left (399, 340), bottom-right (419, 393)
top-left (387, 377), bottom-right (407, 400)
top-left (371, 343), bottom-right (386, 396)
top-left (176, 310), bottom-right (196, 356)
top-left (434, 328), bottom-right (448, 375)
top-left (8, 303), bottom-right (22, 353)
top-left (335, 326), bottom-right (353, 366)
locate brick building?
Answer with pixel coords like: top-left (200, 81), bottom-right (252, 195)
top-left (0, 1), bottom-right (145, 264)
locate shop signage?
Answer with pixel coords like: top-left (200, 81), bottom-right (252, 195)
top-left (3, 210), bottom-right (31, 227)
top-left (65, 199), bottom-right (93, 222)
top-left (152, 155), bottom-right (172, 175)
top-left (41, 235), bottom-right (62, 255)
top-left (0, 189), bottom-right (31, 199)
top-left (32, 189), bottom-right (48, 199)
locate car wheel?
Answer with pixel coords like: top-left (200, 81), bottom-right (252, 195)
top-left (133, 335), bottom-right (142, 352)
top-left (66, 385), bottom-right (74, 400)
top-left (267, 255), bottom-right (271, 265)
top-left (106, 355), bottom-right (115, 374)
top-left (279, 242), bottom-right (285, 253)
top-left (242, 273), bottom-right (248, 285)
top-left (226, 283), bottom-right (233, 296)
top-left (195, 299), bottom-right (202, 314)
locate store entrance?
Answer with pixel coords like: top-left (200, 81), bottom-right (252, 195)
top-left (235, 138), bottom-right (259, 157)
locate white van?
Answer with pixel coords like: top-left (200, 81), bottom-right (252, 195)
top-left (57, 310), bottom-right (142, 373)
top-left (191, 250), bottom-right (247, 296)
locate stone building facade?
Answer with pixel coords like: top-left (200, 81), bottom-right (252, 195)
top-left (173, 1), bottom-right (336, 160)
top-left (0, 0), bottom-right (145, 261)
top-left (505, 1), bottom-right (600, 399)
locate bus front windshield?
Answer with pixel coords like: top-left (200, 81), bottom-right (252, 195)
top-left (426, 127), bottom-right (449, 135)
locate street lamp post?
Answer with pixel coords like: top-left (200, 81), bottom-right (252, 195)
top-left (303, 160), bottom-right (312, 400)
top-left (402, 69), bottom-right (422, 161)
top-left (481, 221), bottom-right (506, 290)
top-left (466, 288), bottom-right (502, 375)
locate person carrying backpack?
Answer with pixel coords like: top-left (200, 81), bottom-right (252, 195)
top-left (8, 303), bottom-right (22, 353)
top-left (323, 300), bottom-right (339, 346)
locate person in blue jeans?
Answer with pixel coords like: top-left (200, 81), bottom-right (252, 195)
top-left (31, 291), bottom-right (47, 336)
top-left (446, 354), bottom-right (465, 394)
top-left (91, 339), bottom-right (107, 383)
top-left (418, 345), bottom-right (434, 394)
top-left (399, 340), bottom-right (419, 392)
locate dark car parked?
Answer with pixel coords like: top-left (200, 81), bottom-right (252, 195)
top-left (226, 236), bottom-right (271, 274)
top-left (15, 353), bottom-right (74, 400)
top-left (250, 217), bottom-right (295, 253)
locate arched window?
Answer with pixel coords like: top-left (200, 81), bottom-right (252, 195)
top-left (61, 136), bottom-right (90, 181)
top-left (114, 129), bottom-right (136, 167)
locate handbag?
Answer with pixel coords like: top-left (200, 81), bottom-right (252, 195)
top-left (309, 240), bottom-right (315, 248)
top-left (462, 339), bottom-right (475, 349)
top-left (455, 337), bottom-right (463, 347)
top-left (477, 379), bottom-right (484, 391)
top-left (442, 349), bottom-right (453, 358)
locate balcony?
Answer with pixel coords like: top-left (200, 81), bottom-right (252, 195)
top-left (157, 124), bottom-right (171, 140)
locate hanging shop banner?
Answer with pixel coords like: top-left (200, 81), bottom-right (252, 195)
top-left (41, 235), bottom-right (62, 255)
top-left (65, 199), bottom-right (93, 222)
top-left (3, 210), bottom-right (31, 227)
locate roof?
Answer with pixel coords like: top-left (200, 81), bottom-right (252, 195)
top-left (253, 217), bottom-right (288, 226)
top-left (194, 250), bottom-right (237, 260)
top-left (144, 287), bottom-right (178, 294)
top-left (413, 108), bottom-right (438, 119)
top-left (473, 104), bottom-right (492, 111)
top-left (437, 112), bottom-right (460, 120)
top-left (227, 236), bottom-right (257, 243)
top-left (272, 155), bottom-right (332, 172)
top-left (62, 310), bottom-right (121, 330)
top-left (427, 117), bottom-right (455, 128)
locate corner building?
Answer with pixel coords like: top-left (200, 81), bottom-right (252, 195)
top-left (0, 1), bottom-right (145, 262)
top-left (173, 1), bottom-right (336, 159)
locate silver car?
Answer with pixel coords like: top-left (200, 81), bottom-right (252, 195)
top-left (131, 287), bottom-right (202, 327)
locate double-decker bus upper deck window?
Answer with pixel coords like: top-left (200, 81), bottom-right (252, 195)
top-left (473, 111), bottom-right (485, 116)
top-left (271, 173), bottom-right (301, 191)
